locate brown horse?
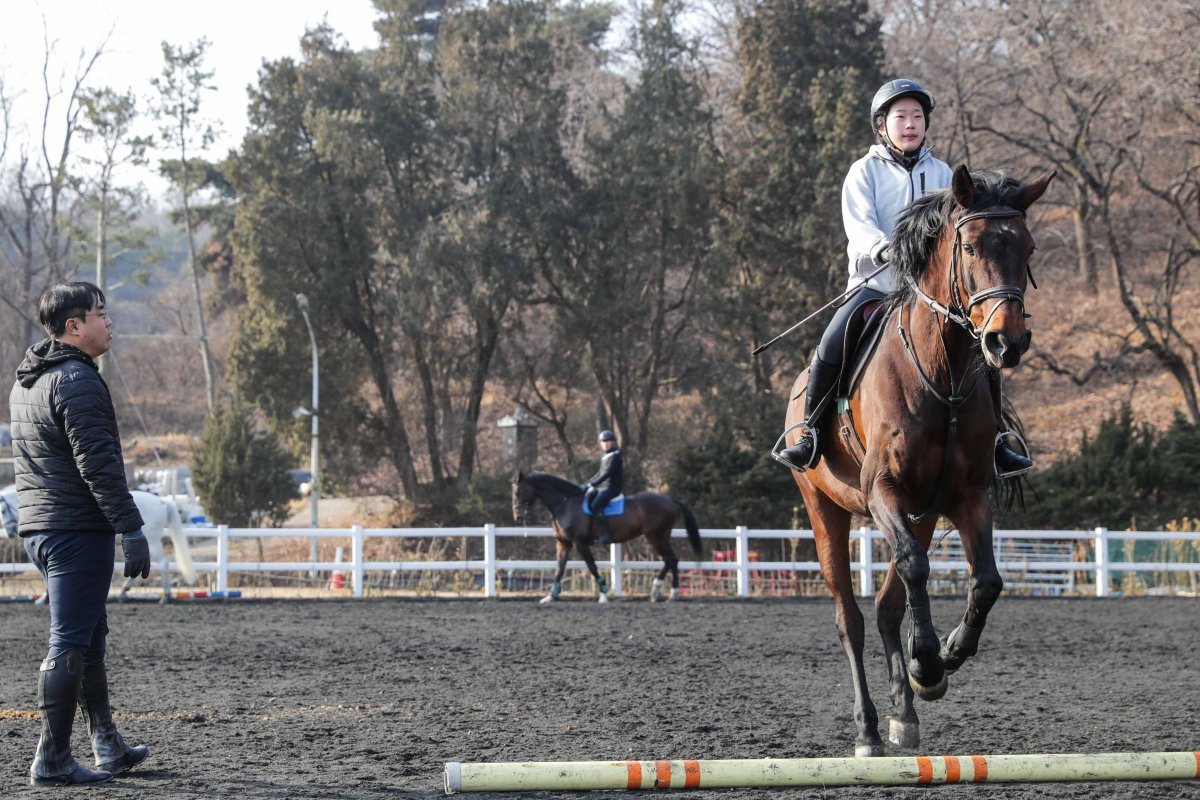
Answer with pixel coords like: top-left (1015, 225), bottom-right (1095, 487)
top-left (784, 166), bottom-right (1055, 757)
top-left (512, 471), bottom-right (702, 603)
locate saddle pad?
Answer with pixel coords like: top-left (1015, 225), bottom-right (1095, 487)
top-left (582, 495), bottom-right (625, 517)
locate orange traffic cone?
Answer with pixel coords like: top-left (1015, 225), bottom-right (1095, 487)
top-left (328, 546), bottom-right (346, 590)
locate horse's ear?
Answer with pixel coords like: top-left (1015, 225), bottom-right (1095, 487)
top-left (951, 164), bottom-right (975, 208)
top-left (514, 469), bottom-right (523, 482)
top-left (1015, 169), bottom-right (1057, 212)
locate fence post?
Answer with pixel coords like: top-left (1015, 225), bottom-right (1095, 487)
top-left (1094, 527), bottom-right (1109, 598)
top-left (735, 525), bottom-right (750, 598)
top-left (216, 525), bottom-right (229, 594)
top-left (610, 542), bottom-right (623, 598)
top-left (352, 525), bottom-right (364, 599)
top-left (484, 524), bottom-right (497, 599)
top-left (858, 527), bottom-right (874, 597)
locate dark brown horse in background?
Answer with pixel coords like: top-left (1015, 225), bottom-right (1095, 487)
top-left (512, 471), bottom-right (702, 603)
top-left (784, 166), bottom-right (1055, 756)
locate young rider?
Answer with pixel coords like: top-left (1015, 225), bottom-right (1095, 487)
top-left (774, 79), bottom-right (1034, 478)
top-left (582, 430), bottom-right (623, 545)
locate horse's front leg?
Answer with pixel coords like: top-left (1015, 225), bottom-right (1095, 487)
top-left (540, 538), bottom-right (572, 605)
top-left (868, 477), bottom-right (946, 701)
top-left (576, 543), bottom-right (610, 603)
top-left (942, 500), bottom-right (1003, 674)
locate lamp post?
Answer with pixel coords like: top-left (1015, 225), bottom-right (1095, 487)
top-left (295, 293), bottom-right (319, 574)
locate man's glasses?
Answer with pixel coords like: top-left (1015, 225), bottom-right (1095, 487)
top-left (78, 311), bottom-right (111, 322)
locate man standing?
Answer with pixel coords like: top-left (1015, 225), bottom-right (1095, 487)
top-left (581, 430), bottom-right (624, 545)
top-left (9, 282), bottom-right (152, 786)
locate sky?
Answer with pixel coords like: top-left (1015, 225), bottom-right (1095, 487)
top-left (2, 0), bottom-right (383, 197)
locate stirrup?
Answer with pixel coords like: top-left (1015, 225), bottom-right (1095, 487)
top-left (771, 423), bottom-right (819, 472)
top-left (994, 430), bottom-right (1034, 479)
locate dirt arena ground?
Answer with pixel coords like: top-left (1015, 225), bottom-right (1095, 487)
top-left (1, 595), bottom-right (1197, 799)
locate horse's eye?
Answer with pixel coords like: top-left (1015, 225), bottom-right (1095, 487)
top-left (962, 243), bottom-right (976, 257)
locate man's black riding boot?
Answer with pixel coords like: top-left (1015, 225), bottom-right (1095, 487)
top-left (80, 662), bottom-right (150, 775)
top-left (776, 353), bottom-right (841, 471)
top-left (30, 648), bottom-right (113, 786)
top-left (595, 516), bottom-right (613, 545)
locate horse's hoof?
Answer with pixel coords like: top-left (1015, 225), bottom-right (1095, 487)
top-left (888, 718), bottom-right (920, 749)
top-left (908, 671), bottom-right (949, 701)
top-left (538, 594), bottom-right (555, 605)
top-left (854, 742), bottom-right (885, 758)
top-left (667, 588), bottom-right (679, 601)
top-left (649, 594), bottom-right (660, 603)
top-left (597, 593), bottom-right (609, 604)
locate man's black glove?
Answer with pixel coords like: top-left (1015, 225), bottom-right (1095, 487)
top-left (122, 530), bottom-right (151, 579)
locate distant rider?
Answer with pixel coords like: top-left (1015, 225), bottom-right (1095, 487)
top-left (581, 430), bottom-right (623, 545)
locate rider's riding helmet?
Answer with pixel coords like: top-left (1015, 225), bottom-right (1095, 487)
top-left (598, 430), bottom-right (617, 443)
top-left (869, 78), bottom-right (935, 132)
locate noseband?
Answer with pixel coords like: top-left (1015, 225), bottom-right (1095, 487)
top-left (905, 207), bottom-right (1033, 340)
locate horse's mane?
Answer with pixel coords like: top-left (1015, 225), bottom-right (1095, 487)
top-left (523, 472), bottom-right (583, 496)
top-left (887, 169), bottom-right (1026, 311)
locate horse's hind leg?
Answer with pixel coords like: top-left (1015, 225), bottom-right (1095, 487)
top-left (941, 501), bottom-right (1003, 674)
top-left (876, 563), bottom-right (918, 748)
top-left (651, 541), bottom-right (680, 602)
top-left (807, 491), bottom-right (884, 757)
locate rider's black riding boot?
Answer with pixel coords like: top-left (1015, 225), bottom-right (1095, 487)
top-left (79, 662), bottom-right (150, 775)
top-left (595, 515), bottom-right (614, 546)
top-left (776, 353), bottom-right (841, 471)
top-left (988, 371), bottom-right (1034, 477)
top-left (30, 648), bottom-right (113, 786)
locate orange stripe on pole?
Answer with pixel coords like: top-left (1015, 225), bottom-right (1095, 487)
top-left (1193, 752), bottom-right (1200, 778)
top-left (684, 760), bottom-right (701, 789)
top-left (916, 757), bottom-right (933, 784)
top-left (655, 760), bottom-right (672, 788)
top-left (626, 762), bottom-right (642, 789)
top-left (944, 756), bottom-right (961, 783)
top-left (971, 755), bottom-right (989, 782)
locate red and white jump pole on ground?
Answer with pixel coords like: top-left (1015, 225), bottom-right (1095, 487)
top-left (444, 752), bottom-right (1200, 793)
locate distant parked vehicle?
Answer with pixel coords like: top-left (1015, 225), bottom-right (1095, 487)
top-left (288, 469), bottom-right (312, 496)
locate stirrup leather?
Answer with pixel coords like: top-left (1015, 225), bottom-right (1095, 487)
top-left (772, 422), bottom-right (820, 472)
top-left (994, 430), bottom-right (1034, 479)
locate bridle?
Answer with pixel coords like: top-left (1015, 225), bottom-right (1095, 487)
top-left (904, 206), bottom-right (1034, 341)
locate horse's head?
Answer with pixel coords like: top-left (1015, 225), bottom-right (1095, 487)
top-left (947, 165), bottom-right (1056, 369)
top-left (512, 471), bottom-right (535, 524)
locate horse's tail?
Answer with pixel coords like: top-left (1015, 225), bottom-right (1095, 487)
top-left (673, 499), bottom-right (703, 558)
top-left (164, 498), bottom-right (199, 585)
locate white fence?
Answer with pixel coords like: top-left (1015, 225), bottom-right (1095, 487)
top-left (7, 525), bottom-right (1193, 599)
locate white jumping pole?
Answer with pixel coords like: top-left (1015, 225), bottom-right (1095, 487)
top-left (444, 752), bottom-right (1199, 793)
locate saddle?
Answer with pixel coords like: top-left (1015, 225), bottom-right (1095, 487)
top-left (836, 299), bottom-right (890, 466)
top-left (582, 495), bottom-right (625, 517)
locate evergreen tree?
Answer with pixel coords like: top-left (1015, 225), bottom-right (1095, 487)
top-left (192, 398), bottom-right (297, 528)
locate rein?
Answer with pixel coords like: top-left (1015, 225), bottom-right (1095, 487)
top-left (896, 206), bottom-right (1028, 524)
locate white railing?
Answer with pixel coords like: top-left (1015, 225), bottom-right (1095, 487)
top-left (3, 526), bottom-right (1198, 599)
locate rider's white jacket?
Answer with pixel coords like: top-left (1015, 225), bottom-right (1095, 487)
top-left (841, 143), bottom-right (953, 293)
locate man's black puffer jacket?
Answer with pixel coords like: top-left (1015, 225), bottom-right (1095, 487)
top-left (9, 339), bottom-right (143, 536)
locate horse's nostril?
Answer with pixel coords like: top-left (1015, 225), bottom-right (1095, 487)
top-left (1019, 331), bottom-right (1032, 353)
top-left (985, 331), bottom-right (1009, 357)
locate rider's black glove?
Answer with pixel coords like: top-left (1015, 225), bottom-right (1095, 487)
top-left (122, 530), bottom-right (151, 579)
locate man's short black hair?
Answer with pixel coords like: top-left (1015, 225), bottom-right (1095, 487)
top-left (38, 281), bottom-right (106, 338)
